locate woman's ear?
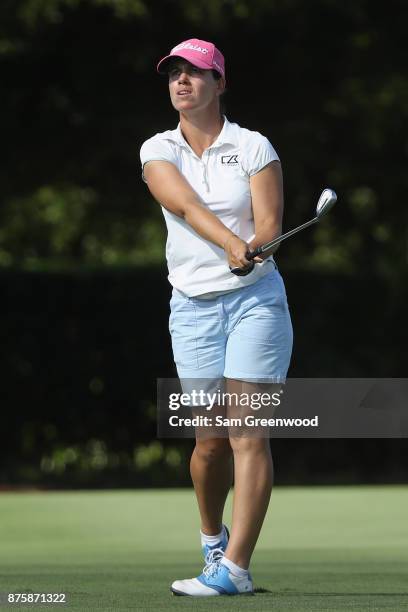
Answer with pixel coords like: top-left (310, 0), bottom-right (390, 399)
top-left (216, 77), bottom-right (226, 96)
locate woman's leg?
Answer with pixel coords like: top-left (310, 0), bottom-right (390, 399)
top-left (223, 380), bottom-right (278, 569)
top-left (190, 436), bottom-right (233, 534)
top-left (226, 436), bottom-right (273, 568)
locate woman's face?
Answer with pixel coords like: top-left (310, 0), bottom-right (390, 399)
top-left (168, 60), bottom-right (224, 113)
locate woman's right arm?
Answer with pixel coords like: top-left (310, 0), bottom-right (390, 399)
top-left (143, 160), bottom-right (258, 271)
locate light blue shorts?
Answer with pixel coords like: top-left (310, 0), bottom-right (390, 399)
top-left (169, 266), bottom-right (293, 384)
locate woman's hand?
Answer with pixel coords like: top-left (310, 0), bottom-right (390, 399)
top-left (223, 235), bottom-right (263, 272)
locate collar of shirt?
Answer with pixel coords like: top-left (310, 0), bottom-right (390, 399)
top-left (162, 115), bottom-right (238, 152)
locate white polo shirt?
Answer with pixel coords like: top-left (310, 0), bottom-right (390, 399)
top-left (140, 116), bottom-right (280, 298)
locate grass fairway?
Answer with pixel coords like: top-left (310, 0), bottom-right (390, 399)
top-left (0, 486), bottom-right (407, 611)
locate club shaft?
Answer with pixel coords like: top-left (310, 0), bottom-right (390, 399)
top-left (249, 217), bottom-right (318, 259)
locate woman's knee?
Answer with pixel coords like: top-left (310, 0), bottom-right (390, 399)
top-left (194, 438), bottom-right (232, 464)
top-left (229, 435), bottom-right (271, 455)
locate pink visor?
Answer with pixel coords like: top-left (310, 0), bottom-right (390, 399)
top-left (157, 38), bottom-right (225, 78)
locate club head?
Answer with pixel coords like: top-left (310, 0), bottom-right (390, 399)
top-left (316, 188), bottom-right (337, 218)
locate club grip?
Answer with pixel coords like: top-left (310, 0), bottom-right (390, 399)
top-left (247, 246), bottom-right (262, 259)
top-left (229, 246), bottom-right (261, 276)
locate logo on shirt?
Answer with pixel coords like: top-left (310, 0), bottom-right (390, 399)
top-left (221, 155), bottom-right (239, 165)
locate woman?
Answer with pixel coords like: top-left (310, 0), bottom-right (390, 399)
top-left (140, 38), bottom-right (293, 597)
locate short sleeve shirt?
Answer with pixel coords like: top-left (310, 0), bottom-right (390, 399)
top-left (140, 116), bottom-right (280, 298)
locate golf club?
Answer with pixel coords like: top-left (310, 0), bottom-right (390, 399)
top-left (230, 188), bottom-right (338, 276)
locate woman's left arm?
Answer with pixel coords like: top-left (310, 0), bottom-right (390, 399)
top-left (248, 160), bottom-right (283, 259)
